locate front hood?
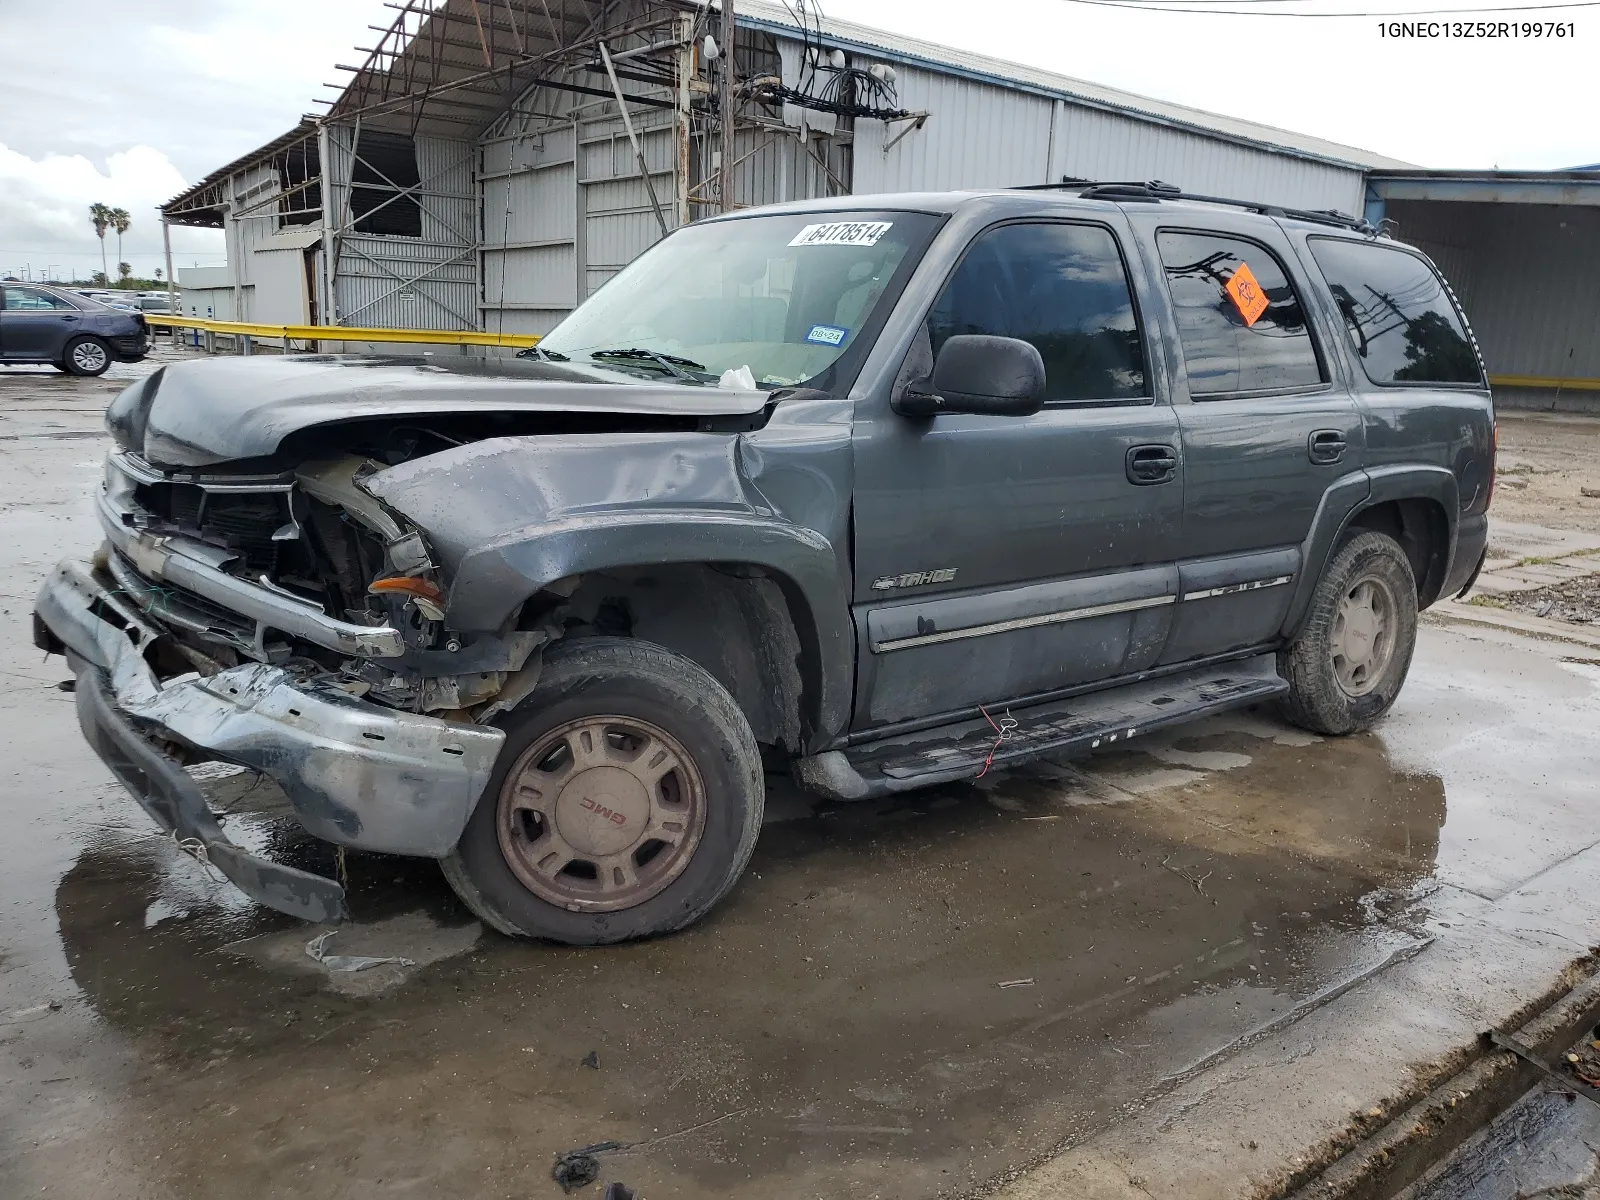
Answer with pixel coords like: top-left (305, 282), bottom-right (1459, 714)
top-left (107, 354), bottom-right (768, 468)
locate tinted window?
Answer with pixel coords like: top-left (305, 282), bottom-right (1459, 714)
top-left (3, 287), bottom-right (74, 311)
top-left (1308, 238), bottom-right (1481, 386)
top-left (1157, 230), bottom-right (1323, 396)
top-left (928, 222), bottom-right (1147, 404)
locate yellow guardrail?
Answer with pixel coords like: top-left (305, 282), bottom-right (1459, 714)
top-left (144, 314), bottom-right (539, 349)
top-left (1488, 374), bottom-right (1600, 393)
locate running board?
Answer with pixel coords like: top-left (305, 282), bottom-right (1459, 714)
top-left (795, 655), bottom-right (1288, 801)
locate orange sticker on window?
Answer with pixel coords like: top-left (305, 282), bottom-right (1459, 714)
top-left (1225, 262), bottom-right (1269, 327)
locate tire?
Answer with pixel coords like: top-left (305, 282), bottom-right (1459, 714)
top-left (62, 336), bottom-right (111, 376)
top-left (1279, 531), bottom-right (1419, 736)
top-left (441, 637), bottom-right (764, 944)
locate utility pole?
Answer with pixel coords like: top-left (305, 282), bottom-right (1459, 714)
top-left (675, 11), bottom-right (692, 227)
top-left (719, 0), bottom-right (735, 213)
top-left (162, 217), bottom-right (178, 315)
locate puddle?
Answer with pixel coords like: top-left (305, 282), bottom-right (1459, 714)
top-left (42, 716), bottom-right (1448, 1199)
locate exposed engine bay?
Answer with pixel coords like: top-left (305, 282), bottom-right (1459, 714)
top-left (102, 416), bottom-right (588, 720)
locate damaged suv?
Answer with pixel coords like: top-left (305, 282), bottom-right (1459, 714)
top-left (35, 184), bottom-right (1493, 944)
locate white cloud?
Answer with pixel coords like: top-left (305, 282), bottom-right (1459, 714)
top-left (0, 142), bottom-right (223, 280)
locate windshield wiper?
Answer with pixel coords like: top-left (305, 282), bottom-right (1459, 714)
top-left (515, 345), bottom-right (569, 362)
top-left (588, 347), bottom-right (707, 382)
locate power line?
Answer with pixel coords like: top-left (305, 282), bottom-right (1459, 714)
top-left (1058, 0), bottom-right (1600, 15)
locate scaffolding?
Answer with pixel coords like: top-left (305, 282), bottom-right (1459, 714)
top-left (159, 0), bottom-right (915, 334)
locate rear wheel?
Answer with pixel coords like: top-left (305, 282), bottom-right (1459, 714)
top-left (441, 637), bottom-right (763, 944)
top-left (1279, 531), bottom-right (1418, 735)
top-left (62, 336), bottom-right (111, 376)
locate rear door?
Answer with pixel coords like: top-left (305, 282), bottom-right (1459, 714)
top-left (1, 286), bottom-right (81, 359)
top-left (1122, 211), bottom-right (1365, 664)
top-left (850, 215), bottom-right (1186, 731)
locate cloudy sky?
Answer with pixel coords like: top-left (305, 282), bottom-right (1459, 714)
top-left (0, 0), bottom-right (1591, 281)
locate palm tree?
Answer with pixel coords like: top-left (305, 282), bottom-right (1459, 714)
top-left (110, 209), bottom-right (131, 286)
top-left (89, 203), bottom-right (112, 284)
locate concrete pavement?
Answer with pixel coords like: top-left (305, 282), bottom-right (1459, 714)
top-left (2, 355), bottom-right (1598, 1200)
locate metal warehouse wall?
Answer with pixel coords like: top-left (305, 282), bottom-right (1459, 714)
top-left (851, 65), bottom-right (1367, 215)
top-left (480, 92), bottom-right (683, 339)
top-left (323, 125), bottom-right (478, 330)
top-left (1389, 199), bottom-right (1600, 408)
top-left (477, 28), bottom-right (846, 337)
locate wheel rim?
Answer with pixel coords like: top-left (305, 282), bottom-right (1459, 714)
top-left (1330, 575), bottom-right (1398, 697)
top-left (71, 341), bottom-right (107, 372)
top-left (495, 715), bottom-right (707, 913)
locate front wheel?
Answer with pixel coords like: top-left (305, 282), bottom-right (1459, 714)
top-left (1279, 531), bottom-right (1419, 736)
top-left (442, 637), bottom-right (764, 944)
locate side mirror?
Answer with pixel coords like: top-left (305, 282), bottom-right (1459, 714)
top-left (896, 335), bottom-right (1046, 417)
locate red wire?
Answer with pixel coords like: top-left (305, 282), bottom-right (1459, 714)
top-left (977, 703), bottom-right (1010, 779)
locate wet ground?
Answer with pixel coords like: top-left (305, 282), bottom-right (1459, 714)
top-left (3, 353), bottom-right (1600, 1199)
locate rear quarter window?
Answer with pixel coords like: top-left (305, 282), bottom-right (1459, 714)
top-left (1307, 238), bottom-right (1483, 387)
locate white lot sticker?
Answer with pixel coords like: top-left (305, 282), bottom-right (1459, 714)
top-left (788, 221), bottom-right (893, 248)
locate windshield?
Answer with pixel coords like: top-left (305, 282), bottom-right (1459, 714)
top-left (537, 210), bottom-right (940, 389)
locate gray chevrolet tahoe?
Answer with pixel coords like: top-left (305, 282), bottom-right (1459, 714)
top-left (34, 183), bottom-right (1493, 944)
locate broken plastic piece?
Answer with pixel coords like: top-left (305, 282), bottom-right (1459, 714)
top-left (305, 930), bottom-right (416, 973)
top-left (582, 1049), bottom-right (601, 1069)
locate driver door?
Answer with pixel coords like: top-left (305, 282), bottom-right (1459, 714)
top-left (849, 217), bottom-right (1186, 732)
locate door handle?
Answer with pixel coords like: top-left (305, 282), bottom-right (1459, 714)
top-left (1308, 429), bottom-right (1347, 464)
top-left (1126, 444), bottom-right (1178, 485)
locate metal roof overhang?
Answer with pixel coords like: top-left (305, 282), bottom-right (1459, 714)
top-left (160, 119), bottom-right (320, 228)
top-left (1367, 169), bottom-right (1600, 207)
top-left (321, 0), bottom-right (698, 137)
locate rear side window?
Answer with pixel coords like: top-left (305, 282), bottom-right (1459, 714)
top-left (3, 287), bottom-right (74, 311)
top-left (1307, 238), bottom-right (1482, 386)
top-left (928, 222), bottom-right (1148, 404)
top-left (1156, 230), bottom-right (1324, 397)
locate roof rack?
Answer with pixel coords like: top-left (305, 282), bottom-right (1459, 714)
top-left (1011, 178), bottom-right (1377, 235)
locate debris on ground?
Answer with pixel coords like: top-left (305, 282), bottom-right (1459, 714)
top-left (304, 930), bottom-right (416, 973)
top-left (553, 1141), bottom-right (624, 1192)
top-left (582, 1050), bottom-right (601, 1069)
top-left (1493, 573), bottom-right (1600, 626)
top-left (996, 977), bottom-right (1036, 989)
top-left (602, 1184), bottom-right (636, 1200)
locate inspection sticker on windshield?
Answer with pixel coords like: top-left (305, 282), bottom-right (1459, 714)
top-left (789, 221), bottom-right (893, 248)
top-left (805, 324), bottom-right (849, 346)
top-left (1225, 261), bottom-right (1269, 327)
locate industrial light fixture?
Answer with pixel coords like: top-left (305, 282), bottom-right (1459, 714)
top-left (702, 34), bottom-right (720, 61)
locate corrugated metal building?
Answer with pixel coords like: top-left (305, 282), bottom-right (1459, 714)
top-left (161, 0), bottom-right (1406, 339)
top-left (158, 0), bottom-right (1596, 407)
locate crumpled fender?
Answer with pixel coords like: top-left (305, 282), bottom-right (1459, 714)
top-left (364, 427), bottom-right (856, 741)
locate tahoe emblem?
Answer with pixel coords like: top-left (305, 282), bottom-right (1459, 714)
top-left (872, 568), bottom-right (958, 591)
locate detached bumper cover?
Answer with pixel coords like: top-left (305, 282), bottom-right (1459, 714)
top-left (35, 559), bottom-right (505, 919)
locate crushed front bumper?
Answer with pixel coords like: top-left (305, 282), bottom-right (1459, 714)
top-left (34, 558), bottom-right (505, 922)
